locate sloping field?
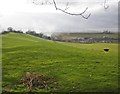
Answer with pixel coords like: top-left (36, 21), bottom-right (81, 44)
top-left (1, 33), bottom-right (118, 92)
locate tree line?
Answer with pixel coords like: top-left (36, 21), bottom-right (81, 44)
top-left (1, 27), bottom-right (51, 40)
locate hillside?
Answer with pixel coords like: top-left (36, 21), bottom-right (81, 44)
top-left (51, 32), bottom-right (118, 43)
top-left (1, 33), bottom-right (118, 92)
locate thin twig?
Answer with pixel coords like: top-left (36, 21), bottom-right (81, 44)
top-left (65, 2), bottom-right (69, 10)
top-left (104, 0), bottom-right (109, 9)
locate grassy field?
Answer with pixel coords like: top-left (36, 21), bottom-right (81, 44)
top-left (1, 32), bottom-right (119, 92)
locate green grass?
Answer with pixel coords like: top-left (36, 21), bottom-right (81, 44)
top-left (1, 32), bottom-right (119, 92)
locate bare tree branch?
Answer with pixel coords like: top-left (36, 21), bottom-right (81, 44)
top-left (64, 2), bottom-right (69, 10)
top-left (104, 0), bottom-right (109, 9)
top-left (33, 0), bottom-right (52, 5)
top-left (52, 0), bottom-right (91, 19)
top-left (32, 0), bottom-right (91, 19)
top-left (32, 0), bottom-right (110, 19)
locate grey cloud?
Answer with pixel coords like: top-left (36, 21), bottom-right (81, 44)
top-left (0, 1), bottom-right (118, 34)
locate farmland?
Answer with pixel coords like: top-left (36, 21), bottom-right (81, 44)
top-left (51, 32), bottom-right (118, 43)
top-left (1, 32), bottom-right (119, 92)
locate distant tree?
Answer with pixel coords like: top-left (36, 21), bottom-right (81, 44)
top-left (103, 30), bottom-right (111, 34)
top-left (25, 30), bottom-right (45, 38)
top-left (38, 33), bottom-right (44, 38)
top-left (16, 30), bottom-right (23, 34)
top-left (42, 35), bottom-right (51, 40)
top-left (26, 30), bottom-right (36, 35)
top-left (1, 27), bottom-right (24, 34)
top-left (1, 30), bottom-right (9, 34)
top-left (47, 36), bottom-right (51, 40)
top-left (7, 27), bottom-right (13, 32)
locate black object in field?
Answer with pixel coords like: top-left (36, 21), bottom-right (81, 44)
top-left (104, 48), bottom-right (109, 52)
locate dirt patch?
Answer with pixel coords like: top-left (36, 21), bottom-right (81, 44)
top-left (19, 72), bottom-right (58, 91)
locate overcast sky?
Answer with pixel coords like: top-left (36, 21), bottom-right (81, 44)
top-left (0, 0), bottom-right (118, 35)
